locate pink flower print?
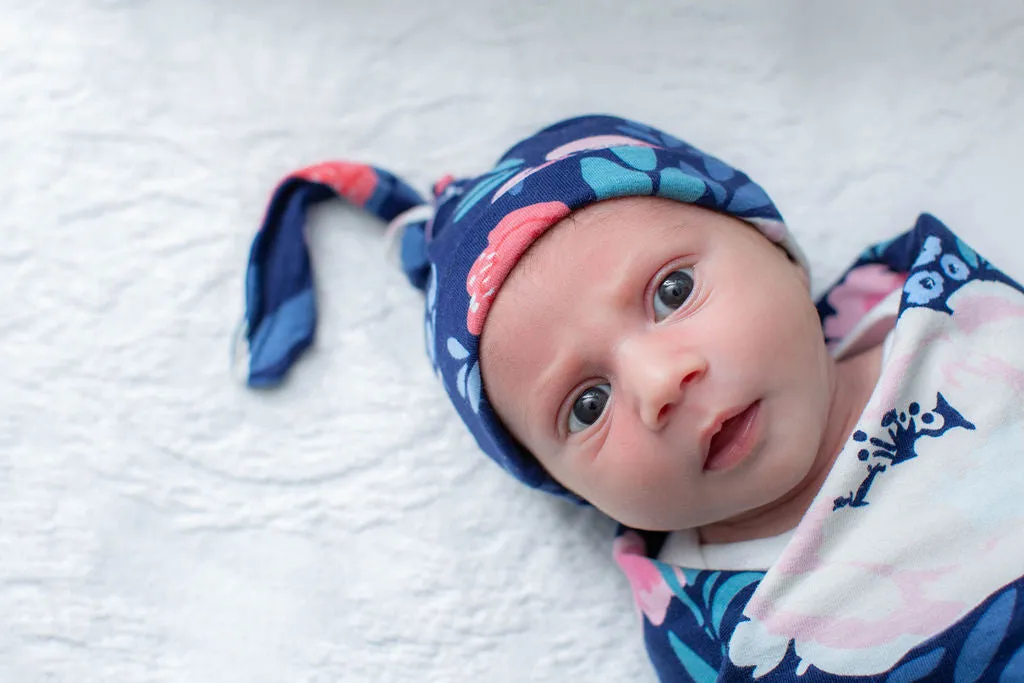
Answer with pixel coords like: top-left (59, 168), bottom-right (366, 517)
top-left (823, 264), bottom-right (908, 345)
top-left (490, 135), bottom-right (657, 202)
top-left (465, 201), bottom-right (571, 335)
top-left (295, 162), bottom-right (377, 207)
top-left (613, 531), bottom-right (676, 627)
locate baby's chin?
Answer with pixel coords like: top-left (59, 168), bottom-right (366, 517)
top-left (602, 462), bottom-right (821, 537)
top-left (597, 497), bottom-right (728, 534)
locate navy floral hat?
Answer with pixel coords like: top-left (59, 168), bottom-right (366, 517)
top-left (236, 114), bottom-right (808, 502)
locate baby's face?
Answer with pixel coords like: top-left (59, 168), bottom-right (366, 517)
top-left (480, 197), bottom-right (834, 531)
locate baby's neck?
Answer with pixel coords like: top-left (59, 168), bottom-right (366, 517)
top-left (697, 342), bottom-right (885, 545)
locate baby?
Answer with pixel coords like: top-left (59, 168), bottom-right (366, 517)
top-left (237, 115), bottom-right (1024, 681)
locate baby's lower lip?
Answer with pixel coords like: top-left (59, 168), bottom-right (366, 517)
top-left (703, 401), bottom-right (761, 472)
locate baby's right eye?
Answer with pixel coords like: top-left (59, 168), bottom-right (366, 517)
top-left (567, 383), bottom-right (611, 433)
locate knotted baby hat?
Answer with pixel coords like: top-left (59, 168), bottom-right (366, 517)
top-left (236, 114), bottom-right (807, 501)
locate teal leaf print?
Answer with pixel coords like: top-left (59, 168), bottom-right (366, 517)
top-left (701, 571), bottom-right (721, 606)
top-left (956, 237), bottom-right (980, 268)
top-left (580, 156), bottom-right (652, 200)
top-left (611, 145), bottom-right (657, 171)
top-left (453, 158), bottom-right (524, 222)
top-left (658, 167), bottom-right (707, 202)
top-left (658, 564), bottom-right (705, 627)
top-left (676, 161), bottom-right (724, 202)
top-left (709, 572), bottom-right (762, 636)
top-left (668, 631), bottom-right (719, 682)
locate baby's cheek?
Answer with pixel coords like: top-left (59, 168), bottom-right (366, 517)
top-left (590, 440), bottom-right (692, 523)
top-left (756, 292), bottom-right (823, 370)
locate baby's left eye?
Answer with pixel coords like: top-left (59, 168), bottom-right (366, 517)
top-left (653, 268), bottom-right (695, 322)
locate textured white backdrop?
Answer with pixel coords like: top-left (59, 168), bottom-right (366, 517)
top-left (3, 1), bottom-right (1024, 681)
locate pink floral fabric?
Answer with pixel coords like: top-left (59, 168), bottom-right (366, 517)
top-left (823, 264), bottom-right (907, 345)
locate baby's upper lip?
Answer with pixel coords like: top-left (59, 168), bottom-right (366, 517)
top-left (698, 403), bottom-right (753, 466)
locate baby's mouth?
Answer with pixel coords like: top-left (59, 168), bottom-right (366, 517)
top-left (704, 401), bottom-right (761, 472)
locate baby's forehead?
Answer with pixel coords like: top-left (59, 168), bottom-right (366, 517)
top-left (511, 198), bottom-right (716, 275)
top-left (493, 200), bottom-right (691, 317)
top-left (500, 198), bottom-right (802, 325)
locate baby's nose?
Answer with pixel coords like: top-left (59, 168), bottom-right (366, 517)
top-left (617, 335), bottom-right (706, 431)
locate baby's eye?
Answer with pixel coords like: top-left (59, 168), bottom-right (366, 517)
top-left (568, 383), bottom-right (611, 433)
top-left (653, 268), bottom-right (695, 322)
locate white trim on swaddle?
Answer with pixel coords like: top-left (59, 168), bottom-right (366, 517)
top-left (659, 526), bottom-right (796, 571)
